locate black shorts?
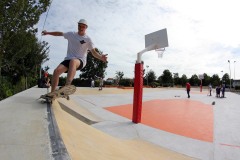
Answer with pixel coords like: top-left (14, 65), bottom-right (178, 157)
top-left (60, 59), bottom-right (84, 71)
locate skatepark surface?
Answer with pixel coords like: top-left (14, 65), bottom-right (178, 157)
top-left (0, 86), bottom-right (240, 160)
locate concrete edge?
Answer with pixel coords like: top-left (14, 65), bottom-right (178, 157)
top-left (57, 98), bottom-right (102, 125)
top-left (47, 101), bottom-right (71, 160)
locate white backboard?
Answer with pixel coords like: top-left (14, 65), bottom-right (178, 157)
top-left (199, 74), bottom-right (204, 80)
top-left (145, 28), bottom-right (168, 49)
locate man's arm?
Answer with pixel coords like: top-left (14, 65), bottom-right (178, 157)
top-left (42, 30), bottom-right (63, 36)
top-left (90, 48), bottom-right (108, 62)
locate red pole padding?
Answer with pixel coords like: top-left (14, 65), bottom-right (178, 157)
top-left (132, 63), bottom-right (143, 123)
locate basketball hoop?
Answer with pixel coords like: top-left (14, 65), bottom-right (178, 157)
top-left (133, 28), bottom-right (169, 123)
top-left (155, 48), bottom-right (165, 58)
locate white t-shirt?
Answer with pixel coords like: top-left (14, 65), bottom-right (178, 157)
top-left (63, 31), bottom-right (94, 67)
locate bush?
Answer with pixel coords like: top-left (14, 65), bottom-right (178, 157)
top-left (72, 78), bottom-right (91, 87)
top-left (235, 86), bottom-right (240, 90)
top-left (150, 82), bottom-right (159, 88)
top-left (104, 81), bottom-right (113, 85)
top-left (162, 83), bottom-right (173, 87)
top-left (0, 77), bottom-right (13, 100)
top-left (119, 78), bottom-right (133, 87)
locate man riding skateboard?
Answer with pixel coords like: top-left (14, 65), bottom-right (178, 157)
top-left (42, 19), bottom-right (108, 93)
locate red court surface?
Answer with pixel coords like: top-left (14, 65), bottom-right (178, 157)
top-left (105, 99), bottom-right (213, 142)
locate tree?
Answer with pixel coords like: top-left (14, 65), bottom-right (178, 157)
top-left (115, 71), bottom-right (124, 85)
top-left (144, 69), bottom-right (156, 85)
top-left (80, 48), bottom-right (108, 80)
top-left (0, 0), bottom-right (51, 99)
top-left (222, 73), bottom-right (230, 85)
top-left (189, 74), bottom-right (199, 86)
top-left (159, 69), bottom-right (173, 87)
top-left (202, 73), bottom-right (211, 86)
top-left (1, 0), bottom-right (51, 76)
top-left (3, 31), bottom-right (49, 75)
top-left (173, 73), bottom-right (180, 86)
top-left (211, 74), bottom-right (220, 87)
top-left (181, 74), bottom-right (188, 86)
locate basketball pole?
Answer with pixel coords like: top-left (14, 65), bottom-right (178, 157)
top-left (132, 45), bottom-right (155, 123)
top-left (132, 28), bottom-right (168, 124)
top-left (132, 62), bottom-right (143, 123)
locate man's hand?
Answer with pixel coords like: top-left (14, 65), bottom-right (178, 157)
top-left (41, 30), bottom-right (47, 35)
top-left (101, 54), bottom-right (108, 62)
top-left (91, 48), bottom-right (108, 62)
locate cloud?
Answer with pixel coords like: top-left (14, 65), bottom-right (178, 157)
top-left (37, 0), bottom-right (240, 80)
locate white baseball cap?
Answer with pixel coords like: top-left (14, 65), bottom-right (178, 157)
top-left (78, 19), bottom-right (88, 27)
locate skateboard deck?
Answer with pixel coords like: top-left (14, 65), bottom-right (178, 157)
top-left (40, 85), bottom-right (76, 103)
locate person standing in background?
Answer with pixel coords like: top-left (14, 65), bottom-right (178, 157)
top-left (186, 82), bottom-right (191, 98)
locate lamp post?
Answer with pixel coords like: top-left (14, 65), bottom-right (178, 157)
top-left (221, 70), bottom-right (223, 84)
top-left (146, 65), bottom-right (149, 86)
top-left (173, 73), bottom-right (177, 87)
top-left (233, 61), bottom-right (236, 88)
top-left (228, 60), bottom-right (231, 90)
top-left (234, 61), bottom-right (236, 80)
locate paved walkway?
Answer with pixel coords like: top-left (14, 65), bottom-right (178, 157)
top-left (0, 87), bottom-right (52, 160)
top-left (0, 87), bottom-right (240, 160)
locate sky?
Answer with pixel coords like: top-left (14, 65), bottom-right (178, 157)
top-left (36, 0), bottom-right (240, 80)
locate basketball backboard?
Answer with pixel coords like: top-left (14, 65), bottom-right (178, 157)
top-left (198, 74), bottom-right (204, 80)
top-left (145, 28), bottom-right (168, 50)
top-left (136, 28), bottom-right (169, 63)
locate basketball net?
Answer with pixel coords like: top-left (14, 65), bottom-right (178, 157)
top-left (155, 48), bottom-right (165, 58)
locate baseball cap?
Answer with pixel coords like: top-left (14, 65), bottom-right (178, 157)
top-left (78, 19), bottom-right (88, 27)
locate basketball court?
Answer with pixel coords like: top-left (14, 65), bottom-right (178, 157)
top-left (106, 98), bottom-right (213, 142)
top-left (68, 87), bottom-right (240, 160)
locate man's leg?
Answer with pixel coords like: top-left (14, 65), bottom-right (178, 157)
top-left (51, 64), bottom-right (68, 92)
top-left (66, 59), bottom-right (80, 85)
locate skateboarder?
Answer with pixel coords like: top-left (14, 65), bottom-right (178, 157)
top-left (42, 19), bottom-right (108, 93)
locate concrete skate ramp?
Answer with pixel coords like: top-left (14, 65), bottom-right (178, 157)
top-left (52, 99), bottom-right (194, 160)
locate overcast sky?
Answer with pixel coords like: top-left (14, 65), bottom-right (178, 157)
top-left (36, 0), bottom-right (240, 80)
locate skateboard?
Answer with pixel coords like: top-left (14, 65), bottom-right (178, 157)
top-left (39, 85), bottom-right (76, 103)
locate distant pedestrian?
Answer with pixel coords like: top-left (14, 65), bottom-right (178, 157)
top-left (99, 77), bottom-right (103, 90)
top-left (44, 71), bottom-right (48, 78)
top-left (208, 83), bottom-right (212, 96)
top-left (186, 82), bottom-right (191, 98)
top-left (91, 79), bottom-right (95, 88)
top-left (221, 84), bottom-right (225, 98)
top-left (216, 85), bottom-right (221, 98)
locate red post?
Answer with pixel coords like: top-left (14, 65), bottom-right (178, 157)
top-left (132, 63), bottom-right (143, 123)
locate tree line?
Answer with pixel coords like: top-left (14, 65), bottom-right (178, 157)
top-left (0, 0), bottom-right (50, 100)
top-left (113, 69), bottom-right (231, 88)
top-left (144, 69), bottom-right (231, 88)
